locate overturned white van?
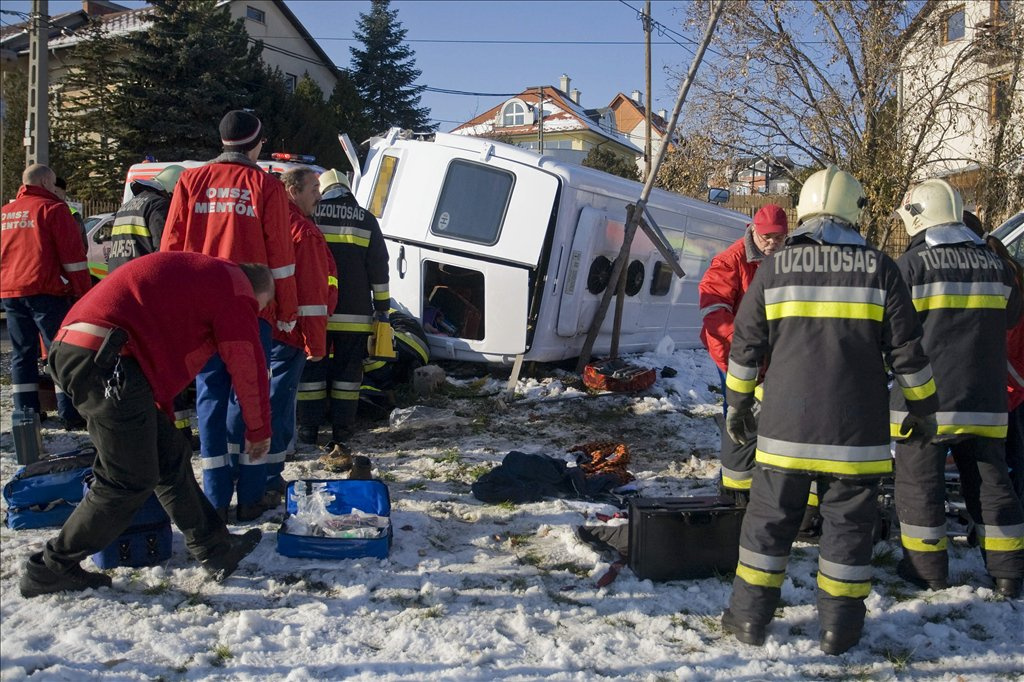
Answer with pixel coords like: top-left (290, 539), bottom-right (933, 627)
top-left (349, 129), bottom-right (749, 365)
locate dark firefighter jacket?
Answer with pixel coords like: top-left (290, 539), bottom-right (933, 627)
top-left (889, 227), bottom-right (1022, 439)
top-left (107, 180), bottom-right (171, 273)
top-left (313, 188), bottom-right (390, 334)
top-left (726, 217), bottom-right (938, 477)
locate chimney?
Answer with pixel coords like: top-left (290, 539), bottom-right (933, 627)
top-left (570, 88), bottom-right (581, 105)
top-left (631, 89), bottom-right (642, 103)
top-left (82, 1), bottom-right (125, 16)
top-left (560, 74), bottom-right (571, 94)
top-left (658, 109), bottom-right (667, 120)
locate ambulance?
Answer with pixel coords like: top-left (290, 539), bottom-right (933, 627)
top-left (344, 128), bottom-right (749, 365)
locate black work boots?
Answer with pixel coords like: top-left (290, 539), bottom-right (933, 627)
top-left (720, 609), bottom-right (766, 646)
top-left (201, 529), bottom-right (263, 582)
top-left (20, 553), bottom-right (112, 598)
top-left (897, 559), bottom-right (950, 591)
top-left (297, 425), bottom-right (319, 446)
top-left (820, 624), bottom-right (862, 655)
top-left (994, 577), bottom-right (1022, 599)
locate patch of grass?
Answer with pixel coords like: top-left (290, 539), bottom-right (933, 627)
top-left (548, 590), bottom-right (585, 607)
top-left (872, 545), bottom-right (900, 569)
top-left (420, 605), bottom-right (444, 618)
top-left (518, 551), bottom-right (544, 568)
top-left (142, 580), bottom-right (170, 596)
top-left (546, 561), bottom-right (591, 578)
top-left (406, 482), bottom-right (426, 492)
top-left (495, 501), bottom-right (517, 513)
top-left (437, 448), bottom-right (461, 464)
top-left (669, 614), bottom-right (690, 628)
top-left (423, 468), bottom-right (441, 480)
top-left (509, 576), bottom-right (529, 591)
top-left (967, 623), bottom-right (992, 641)
top-left (923, 606), bottom-right (966, 624)
top-left (466, 464), bottom-right (492, 480)
top-left (698, 615), bottom-right (722, 634)
top-left (440, 378), bottom-right (489, 398)
top-left (378, 471), bottom-right (397, 482)
top-left (603, 616), bottom-right (636, 629)
top-left (880, 647), bottom-right (914, 673)
top-left (211, 644), bottom-right (233, 667)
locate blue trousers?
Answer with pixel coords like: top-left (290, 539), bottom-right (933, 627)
top-left (2, 295), bottom-right (79, 422)
top-left (266, 341), bottom-right (306, 492)
top-left (197, 318), bottom-right (271, 509)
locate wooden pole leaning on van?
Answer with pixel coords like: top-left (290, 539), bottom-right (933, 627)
top-left (575, 0), bottom-right (727, 374)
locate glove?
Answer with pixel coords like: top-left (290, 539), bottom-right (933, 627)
top-left (276, 319), bottom-right (296, 333)
top-left (373, 310), bottom-right (390, 323)
top-left (726, 405), bottom-right (758, 445)
top-left (900, 412), bottom-right (937, 444)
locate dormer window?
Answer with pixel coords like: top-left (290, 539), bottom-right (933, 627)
top-left (501, 101), bottom-right (527, 127)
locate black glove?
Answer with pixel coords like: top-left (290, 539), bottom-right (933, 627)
top-left (373, 310), bottom-right (390, 323)
top-left (726, 405), bottom-right (758, 445)
top-left (900, 412), bottom-right (937, 444)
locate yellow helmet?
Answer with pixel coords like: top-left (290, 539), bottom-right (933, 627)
top-left (318, 168), bottom-right (351, 194)
top-left (895, 178), bottom-right (963, 237)
top-left (796, 165), bottom-right (867, 225)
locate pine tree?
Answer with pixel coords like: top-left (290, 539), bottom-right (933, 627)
top-left (349, 0), bottom-right (432, 133)
top-left (277, 75), bottom-right (347, 170)
top-left (0, 68), bottom-right (28, 203)
top-left (49, 18), bottom-right (135, 203)
top-left (117, 0), bottom-right (266, 161)
top-left (329, 71), bottom-right (374, 149)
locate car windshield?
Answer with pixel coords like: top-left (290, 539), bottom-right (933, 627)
top-left (992, 212), bottom-right (1024, 241)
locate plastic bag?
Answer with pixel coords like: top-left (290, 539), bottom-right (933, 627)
top-left (284, 484), bottom-right (388, 539)
top-left (388, 405), bottom-right (472, 431)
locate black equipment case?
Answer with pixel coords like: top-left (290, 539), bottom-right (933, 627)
top-left (628, 495), bottom-right (744, 581)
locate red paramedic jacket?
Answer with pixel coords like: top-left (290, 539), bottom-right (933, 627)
top-left (272, 202), bottom-right (335, 357)
top-left (161, 154), bottom-right (297, 325)
top-left (1, 185), bottom-right (91, 299)
top-left (61, 252), bottom-right (271, 442)
top-left (698, 229), bottom-right (762, 372)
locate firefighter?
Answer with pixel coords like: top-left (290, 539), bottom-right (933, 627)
top-left (107, 165), bottom-right (184, 273)
top-left (1, 164), bottom-right (91, 429)
top-left (265, 167), bottom-right (333, 498)
top-left (721, 166), bottom-right (939, 655)
top-left (161, 110), bottom-right (298, 522)
top-left (298, 169), bottom-right (390, 448)
top-left (699, 204), bottom-right (788, 503)
top-left (891, 179), bottom-right (1023, 599)
top-left (19, 253), bottom-right (269, 598)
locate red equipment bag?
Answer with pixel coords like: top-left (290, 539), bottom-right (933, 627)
top-left (583, 358), bottom-right (656, 392)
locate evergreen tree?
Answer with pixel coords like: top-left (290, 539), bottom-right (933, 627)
top-left (350, 0), bottom-right (432, 133)
top-left (278, 75), bottom-right (347, 170)
top-left (117, 0), bottom-right (266, 161)
top-left (329, 71), bottom-right (374, 148)
top-left (1, 68), bottom-right (28, 203)
top-left (49, 18), bottom-right (135, 203)
top-left (582, 146), bottom-right (640, 182)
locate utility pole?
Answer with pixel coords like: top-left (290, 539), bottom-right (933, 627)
top-left (25, 0), bottom-right (49, 166)
top-left (643, 0), bottom-right (652, 182)
top-left (537, 85), bottom-right (544, 154)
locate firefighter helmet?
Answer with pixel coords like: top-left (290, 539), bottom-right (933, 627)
top-left (153, 165), bottom-right (185, 194)
top-left (796, 165), bottom-right (867, 226)
top-left (895, 178), bottom-right (963, 237)
top-left (318, 168), bottom-right (351, 194)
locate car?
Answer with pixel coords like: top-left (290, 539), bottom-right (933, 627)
top-left (993, 210), bottom-right (1024, 268)
top-left (84, 212), bottom-right (116, 281)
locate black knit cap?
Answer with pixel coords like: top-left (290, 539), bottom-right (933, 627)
top-left (219, 110), bottom-right (263, 151)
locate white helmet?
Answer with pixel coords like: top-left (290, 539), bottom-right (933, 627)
top-left (895, 178), bottom-right (963, 237)
top-left (318, 168), bottom-right (351, 194)
top-left (796, 165), bottom-right (867, 226)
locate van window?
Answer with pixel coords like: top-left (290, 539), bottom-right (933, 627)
top-left (423, 261), bottom-right (485, 340)
top-left (369, 155), bottom-right (399, 218)
top-left (431, 160), bottom-right (514, 245)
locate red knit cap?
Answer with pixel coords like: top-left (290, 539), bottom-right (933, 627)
top-left (752, 204), bottom-right (789, 235)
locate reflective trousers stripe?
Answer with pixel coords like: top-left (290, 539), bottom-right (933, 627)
top-left (756, 450), bottom-right (892, 476)
top-left (901, 533), bottom-right (948, 553)
top-left (265, 450), bottom-right (287, 464)
top-left (202, 455), bottom-right (231, 470)
top-left (736, 563), bottom-right (785, 588)
top-left (817, 573), bottom-right (871, 598)
top-left (298, 390), bottom-right (328, 401)
top-left (819, 557), bottom-right (872, 582)
top-left (977, 524), bottom-right (1024, 552)
top-left (12, 382), bottom-right (39, 393)
top-left (331, 390), bottom-right (359, 400)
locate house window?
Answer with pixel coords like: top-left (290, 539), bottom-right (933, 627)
top-left (992, 0), bottom-right (1014, 21)
top-left (501, 101), bottom-right (526, 127)
top-left (431, 160), bottom-right (514, 245)
top-left (941, 6), bottom-right (965, 43)
top-left (246, 5), bottom-right (266, 23)
top-left (284, 73), bottom-right (297, 94)
top-left (990, 76), bottom-right (1012, 122)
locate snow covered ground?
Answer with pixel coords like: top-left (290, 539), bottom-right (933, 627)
top-left (1, 346), bottom-right (1022, 681)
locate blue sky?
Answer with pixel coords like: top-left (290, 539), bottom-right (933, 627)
top-left (2, 0), bottom-right (696, 132)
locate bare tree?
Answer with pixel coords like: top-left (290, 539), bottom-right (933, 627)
top-left (675, 0), bottom-right (1021, 247)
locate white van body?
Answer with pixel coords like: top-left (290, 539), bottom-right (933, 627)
top-left (352, 129), bottom-right (749, 365)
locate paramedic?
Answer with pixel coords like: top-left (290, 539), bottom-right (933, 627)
top-left (699, 204), bottom-right (787, 502)
top-left (161, 109), bottom-right (298, 522)
top-left (19, 253), bottom-right (269, 598)
top-left (891, 180), bottom-right (1023, 599)
top-left (265, 167), bottom-right (334, 497)
top-left (298, 169), bottom-right (390, 448)
top-left (721, 166), bottom-right (938, 655)
top-left (1, 164), bottom-right (91, 429)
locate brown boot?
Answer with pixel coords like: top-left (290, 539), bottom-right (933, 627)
top-left (320, 441), bottom-right (353, 472)
top-left (349, 456), bottom-right (373, 480)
